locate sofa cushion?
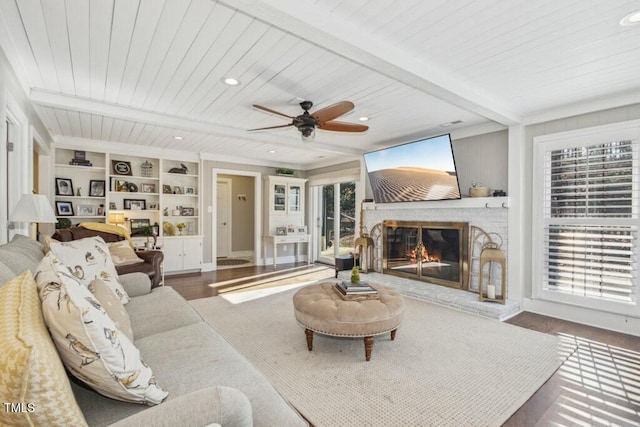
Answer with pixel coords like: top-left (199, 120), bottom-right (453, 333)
top-left (126, 286), bottom-right (202, 339)
top-left (136, 322), bottom-right (307, 427)
top-left (37, 253), bottom-right (168, 405)
top-left (48, 235), bottom-right (130, 304)
top-left (0, 270), bottom-right (88, 427)
top-left (89, 278), bottom-right (134, 341)
top-left (0, 234), bottom-right (44, 284)
top-left (107, 240), bottom-right (144, 267)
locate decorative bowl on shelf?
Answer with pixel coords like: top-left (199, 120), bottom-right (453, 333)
top-left (469, 186), bottom-right (491, 197)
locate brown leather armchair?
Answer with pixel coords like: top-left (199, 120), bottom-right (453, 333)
top-left (52, 226), bottom-right (164, 288)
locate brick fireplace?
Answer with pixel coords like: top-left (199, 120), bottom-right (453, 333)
top-left (362, 199), bottom-right (509, 294)
top-left (352, 199), bottom-right (519, 319)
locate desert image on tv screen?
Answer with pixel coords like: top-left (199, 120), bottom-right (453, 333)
top-left (364, 135), bottom-right (461, 203)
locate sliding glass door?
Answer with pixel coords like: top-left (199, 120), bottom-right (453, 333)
top-left (316, 182), bottom-right (356, 265)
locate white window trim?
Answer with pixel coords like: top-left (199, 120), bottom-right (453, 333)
top-left (532, 119), bottom-right (640, 318)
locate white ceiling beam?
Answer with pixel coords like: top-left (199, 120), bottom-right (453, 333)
top-left (217, 0), bottom-right (521, 126)
top-left (30, 88), bottom-right (364, 156)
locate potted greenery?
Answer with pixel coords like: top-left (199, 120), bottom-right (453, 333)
top-left (140, 225), bottom-right (157, 250)
top-left (176, 222), bottom-right (186, 235)
top-left (350, 266), bottom-right (361, 284)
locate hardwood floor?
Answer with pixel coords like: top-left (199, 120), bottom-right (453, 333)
top-left (167, 265), bottom-right (640, 426)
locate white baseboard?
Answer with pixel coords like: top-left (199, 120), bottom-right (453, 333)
top-left (523, 298), bottom-right (640, 337)
top-left (260, 255), bottom-right (308, 266)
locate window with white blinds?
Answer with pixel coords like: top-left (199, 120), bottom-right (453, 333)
top-left (535, 125), bottom-right (639, 311)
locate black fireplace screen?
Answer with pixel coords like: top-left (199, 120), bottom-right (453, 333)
top-left (383, 221), bottom-right (469, 289)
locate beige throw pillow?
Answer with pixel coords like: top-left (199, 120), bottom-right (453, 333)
top-left (48, 236), bottom-right (130, 304)
top-left (88, 278), bottom-right (134, 341)
top-left (0, 270), bottom-right (88, 426)
top-left (107, 240), bottom-right (144, 267)
top-left (36, 254), bottom-right (168, 405)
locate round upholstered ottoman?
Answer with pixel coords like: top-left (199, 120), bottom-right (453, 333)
top-left (293, 282), bottom-right (405, 361)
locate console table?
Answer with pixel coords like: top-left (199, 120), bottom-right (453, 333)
top-left (263, 234), bottom-right (311, 267)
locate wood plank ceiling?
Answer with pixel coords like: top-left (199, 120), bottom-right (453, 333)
top-left (0, 0), bottom-right (638, 168)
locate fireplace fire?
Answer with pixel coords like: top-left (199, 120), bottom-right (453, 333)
top-left (382, 220), bottom-right (469, 289)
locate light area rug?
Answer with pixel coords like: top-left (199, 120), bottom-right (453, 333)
top-left (190, 287), bottom-right (576, 427)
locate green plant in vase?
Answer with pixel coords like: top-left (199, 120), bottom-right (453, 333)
top-left (176, 222), bottom-right (186, 235)
top-left (140, 225), bottom-right (157, 249)
top-left (350, 266), bottom-right (360, 284)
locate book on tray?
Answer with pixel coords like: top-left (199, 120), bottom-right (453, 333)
top-left (336, 281), bottom-right (378, 295)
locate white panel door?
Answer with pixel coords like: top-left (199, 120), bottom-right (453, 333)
top-left (216, 179), bottom-right (231, 258)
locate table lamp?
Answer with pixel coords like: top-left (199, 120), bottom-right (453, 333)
top-left (108, 212), bottom-right (125, 226)
top-left (9, 193), bottom-right (57, 239)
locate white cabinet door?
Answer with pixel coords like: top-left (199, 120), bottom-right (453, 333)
top-left (162, 239), bottom-right (184, 273)
top-left (163, 236), bottom-right (202, 273)
top-left (182, 237), bottom-right (203, 271)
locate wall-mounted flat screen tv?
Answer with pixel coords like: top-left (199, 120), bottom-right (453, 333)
top-left (363, 134), bottom-right (461, 203)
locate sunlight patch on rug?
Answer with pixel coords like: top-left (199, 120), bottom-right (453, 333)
top-left (221, 280), bottom-right (315, 304)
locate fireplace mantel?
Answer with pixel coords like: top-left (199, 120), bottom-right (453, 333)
top-left (363, 196), bottom-right (509, 211)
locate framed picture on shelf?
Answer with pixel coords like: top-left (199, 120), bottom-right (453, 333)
top-left (295, 225), bottom-right (308, 235)
top-left (113, 179), bottom-right (129, 192)
top-left (123, 199), bottom-right (146, 210)
top-left (184, 186), bottom-right (195, 195)
top-left (56, 201), bottom-right (74, 216)
top-left (55, 178), bottom-right (74, 196)
top-left (74, 150), bottom-right (86, 160)
top-left (287, 225), bottom-right (296, 234)
top-left (141, 183), bottom-right (155, 193)
top-left (162, 184), bottom-right (172, 194)
top-left (109, 202), bottom-right (117, 210)
top-left (89, 180), bottom-right (105, 197)
top-left (130, 219), bottom-right (151, 236)
top-left (181, 207), bottom-right (195, 216)
top-left (275, 226), bottom-right (287, 236)
top-left (77, 205), bottom-right (97, 216)
top-left (112, 160), bottom-right (132, 176)
top-left (173, 186), bottom-right (182, 194)
top-left (148, 203), bottom-right (158, 210)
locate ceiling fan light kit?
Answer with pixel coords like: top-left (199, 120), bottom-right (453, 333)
top-left (249, 100), bottom-right (368, 140)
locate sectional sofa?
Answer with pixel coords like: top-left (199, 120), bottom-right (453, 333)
top-left (0, 234), bottom-right (308, 426)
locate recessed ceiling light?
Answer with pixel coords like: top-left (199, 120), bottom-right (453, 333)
top-left (268, 150), bottom-right (277, 154)
top-left (173, 136), bottom-right (183, 140)
top-left (620, 10), bottom-right (640, 26)
top-left (222, 77), bottom-right (240, 86)
top-left (440, 120), bottom-right (463, 127)
top-left (358, 116), bottom-right (369, 122)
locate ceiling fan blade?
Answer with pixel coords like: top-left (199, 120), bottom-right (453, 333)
top-left (247, 124), bottom-right (294, 131)
top-left (252, 104), bottom-right (294, 119)
top-left (312, 101), bottom-right (354, 124)
top-left (318, 120), bottom-right (368, 133)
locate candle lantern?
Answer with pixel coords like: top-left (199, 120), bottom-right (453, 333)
top-left (479, 242), bottom-right (506, 304)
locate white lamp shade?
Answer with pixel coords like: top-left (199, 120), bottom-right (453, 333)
top-left (9, 194), bottom-right (57, 223)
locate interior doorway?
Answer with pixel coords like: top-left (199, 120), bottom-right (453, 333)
top-left (211, 169), bottom-right (261, 269)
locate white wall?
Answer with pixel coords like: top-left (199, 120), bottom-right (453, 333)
top-left (0, 45), bottom-right (53, 243)
top-left (452, 130), bottom-right (508, 196)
